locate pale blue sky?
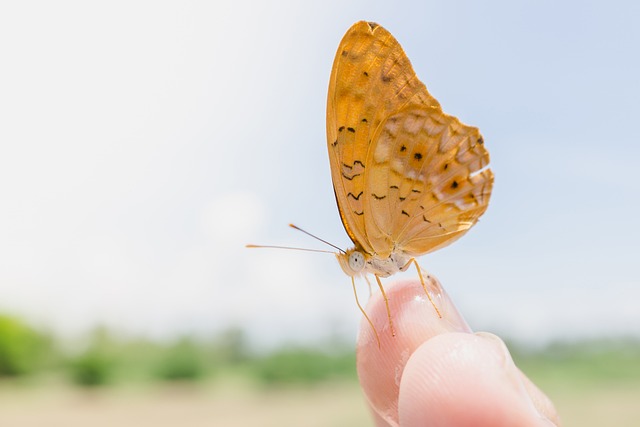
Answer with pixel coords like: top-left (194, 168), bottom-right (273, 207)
top-left (1, 1), bottom-right (638, 347)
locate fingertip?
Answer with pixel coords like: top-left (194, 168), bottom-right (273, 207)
top-left (356, 279), bottom-right (470, 425)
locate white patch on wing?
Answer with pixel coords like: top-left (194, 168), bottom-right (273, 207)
top-left (424, 115), bottom-right (447, 136)
top-left (403, 112), bottom-right (425, 134)
top-left (374, 138), bottom-right (391, 163)
top-left (391, 159), bottom-right (404, 174)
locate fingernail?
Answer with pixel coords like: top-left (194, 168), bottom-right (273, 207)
top-left (476, 332), bottom-right (557, 424)
top-left (476, 332), bottom-right (529, 393)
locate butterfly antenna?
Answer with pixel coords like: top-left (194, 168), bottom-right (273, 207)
top-left (288, 224), bottom-right (345, 254)
top-left (245, 244), bottom-right (334, 254)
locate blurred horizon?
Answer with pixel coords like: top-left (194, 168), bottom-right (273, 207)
top-left (1, 308), bottom-right (637, 426)
top-left (1, 0), bottom-right (639, 350)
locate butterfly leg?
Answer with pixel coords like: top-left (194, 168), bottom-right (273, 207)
top-left (364, 275), bottom-right (373, 298)
top-left (409, 258), bottom-right (443, 318)
top-left (374, 275), bottom-right (396, 337)
top-left (351, 276), bottom-right (380, 348)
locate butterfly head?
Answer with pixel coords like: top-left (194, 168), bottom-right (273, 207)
top-left (336, 247), bottom-right (368, 277)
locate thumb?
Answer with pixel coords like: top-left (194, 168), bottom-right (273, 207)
top-left (399, 332), bottom-right (559, 426)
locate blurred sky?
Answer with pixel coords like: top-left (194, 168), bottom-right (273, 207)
top-left (1, 0), bottom-right (639, 348)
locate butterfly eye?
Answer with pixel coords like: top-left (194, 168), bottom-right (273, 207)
top-left (348, 251), bottom-right (365, 272)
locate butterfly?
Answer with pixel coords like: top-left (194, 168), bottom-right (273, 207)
top-left (327, 21), bottom-right (493, 338)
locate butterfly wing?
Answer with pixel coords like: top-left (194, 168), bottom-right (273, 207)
top-left (327, 21), bottom-right (492, 258)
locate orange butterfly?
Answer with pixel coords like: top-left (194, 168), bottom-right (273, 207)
top-left (249, 21), bottom-right (493, 343)
top-left (327, 21), bottom-right (493, 338)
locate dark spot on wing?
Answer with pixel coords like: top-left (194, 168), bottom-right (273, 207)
top-left (414, 153), bottom-right (423, 160)
top-left (372, 193), bottom-right (386, 200)
top-left (347, 191), bottom-right (363, 200)
top-left (347, 127), bottom-right (355, 133)
top-left (401, 210), bottom-right (410, 217)
top-left (451, 181), bottom-right (459, 189)
top-left (341, 172), bottom-right (360, 181)
top-left (338, 126), bottom-right (345, 132)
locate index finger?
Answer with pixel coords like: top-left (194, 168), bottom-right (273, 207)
top-left (356, 277), bottom-right (470, 425)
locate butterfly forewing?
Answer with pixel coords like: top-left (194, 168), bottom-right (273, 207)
top-left (327, 22), bottom-right (435, 255)
top-left (327, 21), bottom-right (493, 260)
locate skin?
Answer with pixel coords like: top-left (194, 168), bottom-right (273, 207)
top-left (355, 279), bottom-right (561, 427)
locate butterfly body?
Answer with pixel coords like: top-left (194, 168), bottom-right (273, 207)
top-left (336, 247), bottom-right (411, 278)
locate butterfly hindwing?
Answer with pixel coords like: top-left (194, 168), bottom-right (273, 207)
top-left (366, 105), bottom-right (493, 256)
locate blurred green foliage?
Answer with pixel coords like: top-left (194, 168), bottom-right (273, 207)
top-left (1, 310), bottom-right (640, 391)
top-left (214, 327), bottom-right (249, 364)
top-left (68, 328), bottom-right (115, 387)
top-left (0, 314), bottom-right (51, 377)
top-left (155, 337), bottom-right (205, 381)
top-left (69, 350), bottom-right (113, 386)
top-left (254, 346), bottom-right (357, 385)
top-left (511, 338), bottom-right (640, 389)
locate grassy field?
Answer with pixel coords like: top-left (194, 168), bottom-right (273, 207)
top-left (0, 376), bottom-right (639, 426)
top-left (545, 383), bottom-right (640, 426)
top-left (514, 340), bottom-right (640, 426)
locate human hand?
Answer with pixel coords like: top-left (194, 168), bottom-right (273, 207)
top-left (356, 278), bottom-right (561, 426)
